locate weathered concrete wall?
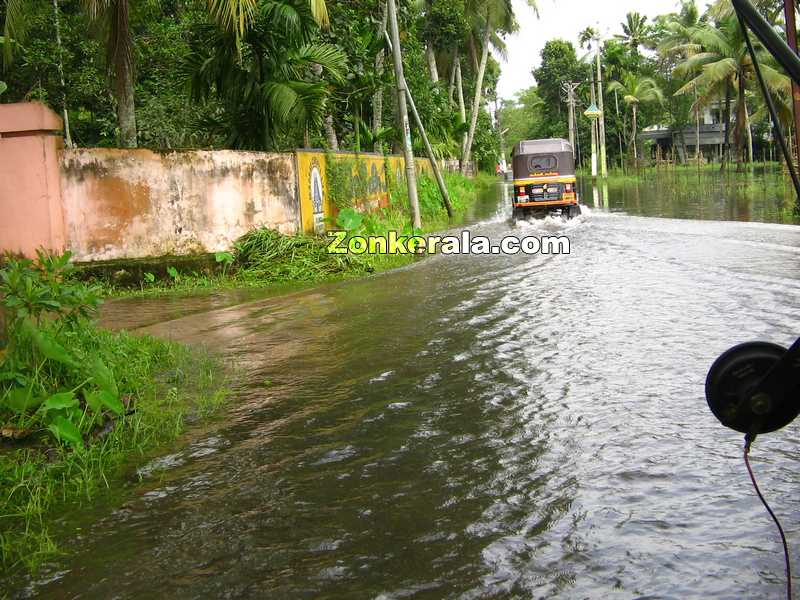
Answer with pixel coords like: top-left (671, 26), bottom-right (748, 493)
top-left (0, 103), bottom-right (66, 257)
top-left (60, 149), bottom-right (299, 261)
top-left (1, 104), bottom-right (476, 263)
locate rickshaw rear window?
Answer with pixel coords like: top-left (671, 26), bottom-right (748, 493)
top-left (528, 155), bottom-right (557, 171)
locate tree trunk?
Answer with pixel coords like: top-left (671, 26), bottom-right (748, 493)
top-left (112, 0), bottom-right (137, 148)
top-left (116, 62), bottom-right (137, 148)
top-left (312, 63), bottom-right (339, 150)
top-left (744, 96), bottom-right (754, 164)
top-left (372, 1), bottom-right (388, 153)
top-left (631, 104), bottom-right (638, 169)
top-left (462, 11), bottom-right (490, 175)
top-left (695, 104), bottom-right (701, 164)
top-left (677, 126), bottom-right (688, 165)
top-left (734, 74), bottom-right (747, 172)
top-left (447, 48), bottom-right (458, 105)
top-left (426, 44), bottom-right (439, 83)
top-left (53, 0), bottom-right (73, 147)
top-left (386, 0), bottom-right (420, 228)
top-left (324, 114), bottom-right (339, 150)
top-left (455, 56), bottom-right (467, 165)
top-left (721, 81), bottom-right (732, 171)
top-left (468, 34), bottom-right (479, 72)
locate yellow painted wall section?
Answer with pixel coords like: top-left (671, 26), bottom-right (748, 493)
top-left (295, 150), bottom-right (433, 234)
top-left (295, 151), bottom-right (327, 234)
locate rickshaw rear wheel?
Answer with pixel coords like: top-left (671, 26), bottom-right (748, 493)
top-left (566, 205), bottom-right (582, 219)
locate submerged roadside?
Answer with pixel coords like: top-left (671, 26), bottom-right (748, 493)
top-left (0, 254), bottom-right (229, 580)
top-left (0, 172), bottom-right (497, 582)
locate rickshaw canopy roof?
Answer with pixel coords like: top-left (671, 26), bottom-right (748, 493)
top-left (513, 138), bottom-right (573, 156)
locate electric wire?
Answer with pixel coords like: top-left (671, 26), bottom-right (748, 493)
top-left (744, 436), bottom-right (793, 600)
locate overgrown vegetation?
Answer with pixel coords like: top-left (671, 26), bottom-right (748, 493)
top-left (0, 251), bottom-right (227, 574)
top-left (95, 171), bottom-right (493, 297)
top-left (1, 0), bottom-right (505, 168)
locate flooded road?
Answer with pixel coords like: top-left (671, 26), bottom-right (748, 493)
top-left (12, 175), bottom-right (800, 598)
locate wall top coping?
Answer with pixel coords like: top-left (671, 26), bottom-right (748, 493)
top-left (0, 102), bottom-right (63, 135)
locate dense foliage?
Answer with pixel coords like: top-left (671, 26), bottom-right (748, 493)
top-left (500, 0), bottom-right (794, 171)
top-left (0, 0), bottom-right (512, 168)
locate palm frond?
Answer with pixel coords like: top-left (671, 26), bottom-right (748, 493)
top-left (286, 43), bottom-right (346, 82)
top-left (308, 0), bottom-right (329, 29)
top-left (3, 0), bottom-right (27, 68)
top-left (206, 0), bottom-right (258, 59)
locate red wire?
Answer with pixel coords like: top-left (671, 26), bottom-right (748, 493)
top-left (744, 440), bottom-right (793, 600)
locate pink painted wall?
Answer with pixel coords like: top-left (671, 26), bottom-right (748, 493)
top-left (60, 148), bottom-right (300, 262)
top-left (0, 103), bottom-right (66, 257)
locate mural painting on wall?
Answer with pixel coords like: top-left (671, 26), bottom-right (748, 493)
top-left (354, 159), bottom-right (388, 212)
top-left (295, 151), bottom-right (433, 235)
top-left (309, 157), bottom-right (325, 234)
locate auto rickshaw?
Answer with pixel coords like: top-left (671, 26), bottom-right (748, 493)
top-left (511, 138), bottom-right (581, 219)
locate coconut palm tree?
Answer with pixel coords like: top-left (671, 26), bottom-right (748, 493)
top-left (615, 12), bottom-right (650, 55)
top-left (658, 0), bottom-right (702, 162)
top-left (578, 26), bottom-right (598, 51)
top-left (460, 0), bottom-right (536, 174)
top-left (674, 14), bottom-right (789, 171)
top-left (608, 74), bottom-right (663, 166)
top-left (186, 0), bottom-right (344, 150)
top-left (2, 0), bottom-right (328, 148)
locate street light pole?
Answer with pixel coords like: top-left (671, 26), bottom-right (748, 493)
top-left (595, 32), bottom-right (608, 178)
top-left (588, 69), bottom-right (598, 178)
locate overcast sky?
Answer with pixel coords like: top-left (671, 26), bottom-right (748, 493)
top-left (495, 0), bottom-right (688, 100)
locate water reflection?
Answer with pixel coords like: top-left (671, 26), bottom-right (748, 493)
top-left (579, 166), bottom-right (800, 224)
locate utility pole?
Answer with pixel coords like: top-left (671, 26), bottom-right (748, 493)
top-left (784, 0), bottom-right (800, 164)
top-left (384, 30), bottom-right (454, 217)
top-left (386, 0), bottom-right (421, 229)
top-left (588, 69), bottom-right (598, 178)
top-left (561, 82), bottom-right (580, 159)
top-left (594, 32), bottom-right (608, 178)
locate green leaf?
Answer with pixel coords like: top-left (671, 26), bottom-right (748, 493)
top-left (21, 319), bottom-right (78, 368)
top-left (84, 389), bottom-right (124, 416)
top-left (84, 389), bottom-right (102, 414)
top-left (167, 266), bottom-right (179, 280)
top-left (2, 387), bottom-right (43, 413)
top-left (47, 416), bottom-right (83, 447)
top-left (0, 82), bottom-right (6, 97)
top-left (214, 251), bottom-right (234, 265)
top-left (90, 357), bottom-right (118, 397)
top-left (143, 272), bottom-right (155, 283)
top-left (97, 390), bottom-right (124, 416)
top-left (336, 208), bottom-right (363, 232)
top-left (42, 391), bottom-right (78, 412)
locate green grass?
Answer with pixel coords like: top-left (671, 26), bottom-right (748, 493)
top-left (579, 160), bottom-right (788, 182)
top-left (0, 254), bottom-right (229, 577)
top-left (0, 330), bottom-right (227, 576)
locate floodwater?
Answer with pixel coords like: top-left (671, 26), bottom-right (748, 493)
top-left (8, 172), bottom-right (800, 598)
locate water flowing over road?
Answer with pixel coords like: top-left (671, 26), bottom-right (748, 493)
top-left (13, 180), bottom-right (800, 598)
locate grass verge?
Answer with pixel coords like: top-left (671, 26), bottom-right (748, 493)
top-left (0, 254), bottom-right (228, 577)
